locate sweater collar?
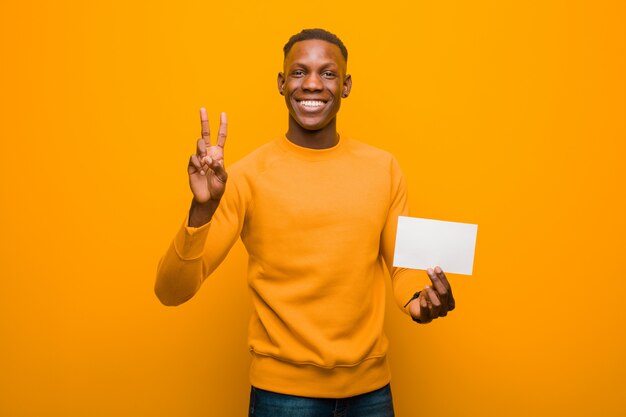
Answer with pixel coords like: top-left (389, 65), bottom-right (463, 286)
top-left (276, 133), bottom-right (347, 161)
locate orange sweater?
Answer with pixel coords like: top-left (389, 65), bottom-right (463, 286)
top-left (156, 134), bottom-right (424, 398)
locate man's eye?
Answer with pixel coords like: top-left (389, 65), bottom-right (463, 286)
top-left (292, 70), bottom-right (305, 76)
top-left (322, 71), bottom-right (336, 78)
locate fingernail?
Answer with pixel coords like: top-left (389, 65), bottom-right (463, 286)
top-left (427, 268), bottom-right (434, 275)
top-left (435, 266), bottom-right (442, 273)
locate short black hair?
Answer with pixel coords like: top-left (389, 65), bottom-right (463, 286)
top-left (283, 28), bottom-right (348, 62)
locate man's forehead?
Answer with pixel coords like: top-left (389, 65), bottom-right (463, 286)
top-left (284, 39), bottom-right (346, 67)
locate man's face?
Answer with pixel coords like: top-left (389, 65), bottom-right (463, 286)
top-left (278, 39), bottom-right (351, 132)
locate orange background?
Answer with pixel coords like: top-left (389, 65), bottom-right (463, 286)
top-left (1, 1), bottom-right (625, 416)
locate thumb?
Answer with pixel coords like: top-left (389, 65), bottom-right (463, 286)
top-left (409, 297), bottom-right (422, 322)
top-left (411, 290), bottom-right (432, 324)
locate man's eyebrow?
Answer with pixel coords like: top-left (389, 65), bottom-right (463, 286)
top-left (287, 61), bottom-right (339, 70)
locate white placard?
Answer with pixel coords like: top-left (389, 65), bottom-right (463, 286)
top-left (393, 216), bottom-right (478, 275)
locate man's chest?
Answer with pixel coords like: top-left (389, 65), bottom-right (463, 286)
top-left (245, 161), bottom-right (391, 238)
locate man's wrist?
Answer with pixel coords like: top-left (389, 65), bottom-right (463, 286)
top-left (188, 198), bottom-right (220, 227)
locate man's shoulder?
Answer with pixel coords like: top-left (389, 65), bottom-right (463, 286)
top-left (343, 137), bottom-right (399, 167)
top-left (229, 139), bottom-right (283, 176)
top-left (345, 136), bottom-right (393, 155)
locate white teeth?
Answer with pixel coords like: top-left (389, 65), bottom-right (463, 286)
top-left (299, 100), bottom-right (325, 107)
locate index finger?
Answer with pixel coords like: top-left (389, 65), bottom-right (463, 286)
top-left (200, 107), bottom-right (211, 146)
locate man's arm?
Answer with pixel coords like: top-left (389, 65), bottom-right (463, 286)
top-left (154, 109), bottom-right (245, 306)
top-left (379, 156), bottom-right (455, 323)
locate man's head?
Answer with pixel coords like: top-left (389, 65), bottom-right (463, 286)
top-left (278, 29), bottom-right (352, 133)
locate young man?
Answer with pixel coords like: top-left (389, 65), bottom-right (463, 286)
top-left (155, 28), bottom-right (455, 417)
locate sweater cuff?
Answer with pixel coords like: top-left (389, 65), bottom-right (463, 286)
top-left (173, 215), bottom-right (212, 260)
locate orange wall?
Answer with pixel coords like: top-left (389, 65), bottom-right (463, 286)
top-left (1, 1), bottom-right (625, 416)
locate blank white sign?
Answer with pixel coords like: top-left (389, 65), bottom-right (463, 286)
top-left (393, 216), bottom-right (478, 275)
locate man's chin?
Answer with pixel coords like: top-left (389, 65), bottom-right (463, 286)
top-left (293, 115), bottom-right (335, 132)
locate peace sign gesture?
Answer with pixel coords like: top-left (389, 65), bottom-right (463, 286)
top-left (188, 108), bottom-right (228, 205)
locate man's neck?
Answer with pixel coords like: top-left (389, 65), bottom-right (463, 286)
top-left (286, 117), bottom-right (339, 149)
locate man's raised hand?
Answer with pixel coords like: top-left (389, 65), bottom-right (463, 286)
top-left (188, 108), bottom-right (228, 205)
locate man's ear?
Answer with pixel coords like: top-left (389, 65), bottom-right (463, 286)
top-left (277, 72), bottom-right (285, 96)
top-left (342, 74), bottom-right (352, 98)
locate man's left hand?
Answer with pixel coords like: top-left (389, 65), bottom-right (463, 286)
top-left (409, 266), bottom-right (455, 324)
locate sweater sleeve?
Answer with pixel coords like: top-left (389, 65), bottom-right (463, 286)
top-left (155, 166), bottom-right (249, 306)
top-left (380, 156), bottom-right (427, 316)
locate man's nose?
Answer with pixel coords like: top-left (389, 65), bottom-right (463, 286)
top-left (302, 73), bottom-right (323, 91)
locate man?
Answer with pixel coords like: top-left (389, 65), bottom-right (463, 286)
top-left (155, 28), bottom-right (455, 417)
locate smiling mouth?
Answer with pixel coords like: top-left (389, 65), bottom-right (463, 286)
top-left (296, 99), bottom-right (328, 109)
